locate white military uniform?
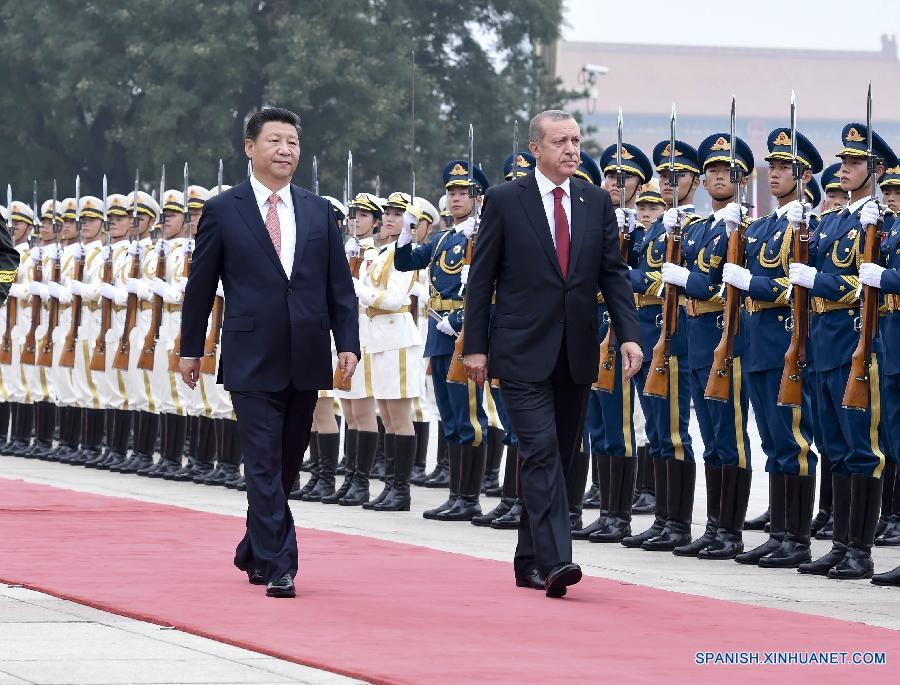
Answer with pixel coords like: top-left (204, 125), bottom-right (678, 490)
top-left (2, 215), bottom-right (32, 405)
top-left (334, 236), bottom-right (378, 400)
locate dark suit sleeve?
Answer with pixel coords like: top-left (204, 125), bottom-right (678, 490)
top-left (596, 194), bottom-right (640, 346)
top-left (181, 202), bottom-right (224, 357)
top-left (462, 192), bottom-right (502, 356)
top-left (325, 212), bottom-right (361, 359)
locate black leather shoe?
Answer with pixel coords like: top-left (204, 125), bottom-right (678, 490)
top-left (544, 562), bottom-right (581, 598)
top-left (743, 508), bottom-right (770, 531)
top-left (582, 484), bottom-right (602, 509)
top-left (471, 498), bottom-right (513, 527)
top-left (246, 569), bottom-right (265, 585)
top-left (814, 514), bottom-right (834, 539)
top-left (148, 459), bottom-right (182, 479)
top-left (621, 519), bottom-right (664, 548)
top-left (588, 516), bottom-right (631, 543)
top-left (224, 471), bottom-right (244, 489)
top-left (266, 574), bottom-right (295, 598)
top-left (827, 545), bottom-right (875, 579)
top-left (490, 500), bottom-right (523, 529)
top-left (572, 515), bottom-right (608, 540)
top-left (871, 564), bottom-right (900, 586)
top-left (515, 568), bottom-right (545, 591)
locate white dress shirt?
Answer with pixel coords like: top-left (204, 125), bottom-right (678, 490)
top-left (249, 173), bottom-right (296, 276)
top-left (534, 166), bottom-right (572, 248)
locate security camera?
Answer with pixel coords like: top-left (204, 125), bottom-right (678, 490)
top-left (582, 64), bottom-right (609, 76)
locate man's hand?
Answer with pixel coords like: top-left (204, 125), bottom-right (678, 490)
top-left (620, 341), bottom-right (643, 381)
top-left (464, 353), bottom-right (488, 387)
top-left (337, 351), bottom-right (358, 385)
top-left (179, 358), bottom-right (200, 390)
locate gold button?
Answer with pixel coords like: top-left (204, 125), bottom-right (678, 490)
top-left (778, 315), bottom-right (784, 321)
top-left (849, 310), bottom-right (855, 316)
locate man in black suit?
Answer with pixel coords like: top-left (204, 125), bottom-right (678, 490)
top-left (179, 108), bottom-right (360, 598)
top-left (463, 110), bottom-right (642, 597)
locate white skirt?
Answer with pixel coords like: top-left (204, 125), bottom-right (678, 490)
top-left (371, 345), bottom-right (424, 400)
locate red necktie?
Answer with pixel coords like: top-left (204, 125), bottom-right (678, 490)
top-left (552, 186), bottom-right (570, 276)
top-left (265, 192), bottom-right (282, 257)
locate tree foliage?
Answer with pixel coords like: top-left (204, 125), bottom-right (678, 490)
top-left (0, 0), bottom-right (569, 204)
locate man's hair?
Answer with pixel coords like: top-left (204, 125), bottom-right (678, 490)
top-left (529, 110), bottom-right (576, 145)
top-left (245, 107), bottom-right (302, 141)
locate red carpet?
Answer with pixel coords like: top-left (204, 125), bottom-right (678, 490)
top-left (0, 478), bottom-right (896, 684)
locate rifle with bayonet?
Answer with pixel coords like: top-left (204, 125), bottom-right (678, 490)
top-left (0, 184), bottom-right (16, 365)
top-left (112, 170), bottom-right (142, 371)
top-left (843, 82), bottom-right (883, 411)
top-left (21, 181), bottom-right (42, 366)
top-left (59, 176), bottom-right (84, 369)
top-left (201, 159), bottom-right (225, 376)
top-left (333, 151), bottom-right (356, 391)
top-left (778, 91), bottom-right (811, 407)
top-left (90, 175), bottom-right (114, 371)
top-left (169, 162), bottom-right (192, 372)
top-left (407, 49), bottom-right (420, 326)
top-left (706, 96), bottom-right (746, 401)
top-left (644, 104), bottom-right (683, 399)
top-left (37, 181), bottom-right (61, 367)
top-left (596, 108), bottom-right (631, 392)
top-left (137, 166), bottom-right (166, 371)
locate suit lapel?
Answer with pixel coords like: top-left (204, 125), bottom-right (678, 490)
top-left (567, 178), bottom-right (587, 281)
top-left (518, 173), bottom-right (564, 281)
top-left (289, 185), bottom-right (310, 281)
top-left (233, 179), bottom-right (287, 280)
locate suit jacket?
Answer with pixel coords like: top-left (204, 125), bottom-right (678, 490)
top-left (181, 178), bottom-right (360, 392)
top-left (462, 172), bottom-right (640, 384)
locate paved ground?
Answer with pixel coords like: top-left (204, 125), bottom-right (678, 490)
top-left (1, 405), bottom-right (899, 683)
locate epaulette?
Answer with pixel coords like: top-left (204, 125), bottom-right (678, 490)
top-left (682, 212), bottom-right (705, 226)
top-left (820, 206), bottom-right (844, 216)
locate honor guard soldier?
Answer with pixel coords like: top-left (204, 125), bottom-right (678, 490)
top-left (622, 140), bottom-right (702, 551)
top-left (635, 181), bottom-right (666, 231)
top-left (722, 129), bottom-right (822, 567)
top-left (820, 163), bottom-right (850, 212)
top-left (394, 159), bottom-right (491, 522)
top-left (790, 123), bottom-right (896, 579)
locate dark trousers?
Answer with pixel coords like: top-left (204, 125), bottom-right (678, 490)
top-left (501, 341), bottom-right (589, 577)
top-left (231, 385), bottom-right (317, 583)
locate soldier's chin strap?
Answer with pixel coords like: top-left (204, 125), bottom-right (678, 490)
top-left (850, 174), bottom-right (872, 195)
top-left (776, 182), bottom-right (797, 201)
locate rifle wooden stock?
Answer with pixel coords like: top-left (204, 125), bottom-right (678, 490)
top-left (168, 250), bottom-right (191, 372)
top-left (705, 229), bottom-right (745, 402)
top-left (89, 254), bottom-right (114, 372)
top-left (446, 238), bottom-right (474, 385)
top-left (332, 360), bottom-right (352, 391)
top-left (643, 230), bottom-right (683, 399)
top-left (20, 256), bottom-right (42, 366)
top-left (58, 254), bottom-right (85, 369)
top-left (348, 255), bottom-right (362, 279)
top-left (778, 224), bottom-right (810, 407)
top-left (842, 222), bottom-right (881, 410)
top-left (200, 295), bottom-right (223, 375)
top-left (36, 256), bottom-right (61, 367)
top-left (593, 232), bottom-right (632, 392)
top-left (112, 250), bottom-right (141, 370)
top-left (0, 296), bottom-right (16, 366)
top-left (136, 249), bottom-right (166, 371)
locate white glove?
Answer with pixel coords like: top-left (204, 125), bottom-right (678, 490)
top-left (215, 282), bottom-right (224, 298)
top-left (436, 315), bottom-right (458, 337)
top-left (28, 281), bottom-right (49, 299)
top-left (397, 222), bottom-right (413, 248)
top-left (126, 277), bottom-right (151, 301)
top-left (71, 243), bottom-right (85, 260)
top-left (344, 236), bottom-right (360, 258)
top-left (156, 239), bottom-right (170, 256)
top-left (8, 283), bottom-right (26, 299)
top-left (403, 210), bottom-right (419, 229)
top-left (722, 263), bottom-right (752, 291)
top-left (99, 282), bottom-right (127, 306)
top-left (789, 263), bottom-right (817, 289)
top-left (178, 279), bottom-right (187, 293)
top-left (457, 216), bottom-right (477, 239)
top-left (351, 277), bottom-right (363, 297)
top-left (859, 262), bottom-right (885, 288)
top-left (69, 280), bottom-right (84, 297)
top-left (615, 207), bottom-right (637, 234)
top-left (722, 202), bottom-right (743, 236)
top-left (860, 200), bottom-right (881, 229)
top-left (149, 277), bottom-right (172, 300)
top-left (100, 245), bottom-right (112, 261)
top-left (127, 240), bottom-right (141, 256)
top-left (409, 281), bottom-right (428, 300)
top-left (460, 264), bottom-right (470, 287)
top-left (785, 200), bottom-right (810, 226)
top-left (48, 282), bottom-right (72, 304)
top-left (661, 262), bottom-right (690, 287)
top-left (663, 207), bottom-right (681, 233)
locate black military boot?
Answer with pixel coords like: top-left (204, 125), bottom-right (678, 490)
top-left (84, 409), bottom-right (113, 467)
top-left (364, 433), bottom-right (395, 510)
top-left (799, 473), bottom-right (851, 575)
top-left (583, 451), bottom-right (603, 509)
top-left (699, 465), bottom-right (751, 559)
top-left (43, 406), bottom-right (71, 462)
top-left (290, 431), bottom-right (319, 499)
top-left (304, 431), bottom-right (339, 501)
top-left (632, 444), bottom-right (656, 514)
top-left (674, 464), bottom-right (722, 556)
top-left (875, 466), bottom-right (900, 546)
top-left (810, 454), bottom-right (833, 536)
top-left (150, 414), bottom-right (184, 478)
top-left (481, 426), bottom-right (505, 495)
top-left (473, 446), bottom-right (518, 526)
top-left (61, 408), bottom-right (85, 464)
top-left (84, 408), bottom-right (106, 465)
top-left (736, 473), bottom-right (786, 564)
top-left (97, 410), bottom-right (131, 470)
top-left (423, 422), bottom-right (450, 487)
top-left (759, 474), bottom-right (816, 568)
top-left (642, 459), bottom-right (695, 551)
top-left (171, 416), bottom-right (216, 481)
top-left (436, 442), bottom-right (485, 521)
top-left (566, 451), bottom-right (591, 531)
top-left (7, 403), bottom-right (34, 457)
top-left (590, 455), bottom-right (638, 543)
top-left (323, 428), bottom-right (357, 504)
top-left (876, 461), bottom-right (896, 537)
top-left (119, 411), bottom-right (156, 474)
top-left (0, 401), bottom-right (12, 452)
top-left (623, 457), bottom-right (668, 548)
top-left (139, 413), bottom-right (169, 476)
top-left (341, 429), bottom-right (376, 506)
top-left (370, 417), bottom-right (387, 480)
top-left (744, 508), bottom-right (770, 531)
top-left (24, 402), bottom-right (53, 459)
top-left (423, 443), bottom-right (461, 519)
top-left (872, 564), bottom-right (900, 586)
top-left (410, 421), bottom-right (430, 486)
top-left (374, 434), bottom-right (415, 511)
top-left (827, 474), bottom-right (882, 580)
top-left (573, 454), bottom-right (611, 540)
top-left (166, 416), bottom-right (198, 479)
top-left (222, 425), bottom-right (244, 488)
top-left (207, 419), bottom-right (241, 486)
top-left (336, 422), bottom-right (350, 475)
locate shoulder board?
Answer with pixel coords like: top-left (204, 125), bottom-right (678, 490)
top-left (820, 206), bottom-right (844, 216)
top-left (810, 213), bottom-right (820, 223)
top-left (683, 213), bottom-right (705, 226)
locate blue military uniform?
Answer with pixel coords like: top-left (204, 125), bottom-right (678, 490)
top-left (394, 159), bottom-right (490, 522)
top-left (797, 123), bottom-right (896, 580)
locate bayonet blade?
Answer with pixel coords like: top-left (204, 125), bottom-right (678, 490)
top-left (32, 180), bottom-right (39, 228)
top-left (217, 159), bottom-right (223, 195)
top-left (102, 174), bottom-right (108, 222)
top-left (729, 96), bottom-right (737, 169)
top-left (616, 107), bottom-right (625, 210)
top-left (133, 169), bottom-right (140, 221)
top-left (347, 150), bottom-right (353, 201)
top-left (866, 81), bottom-right (873, 156)
top-left (183, 161), bottom-right (190, 221)
top-left (467, 124), bottom-right (474, 186)
top-left (5, 184), bottom-right (11, 233)
top-left (312, 155), bottom-right (319, 195)
top-left (512, 120), bottom-right (519, 173)
top-left (669, 103), bottom-right (678, 211)
top-left (52, 179), bottom-right (58, 229)
top-left (74, 175), bottom-right (81, 223)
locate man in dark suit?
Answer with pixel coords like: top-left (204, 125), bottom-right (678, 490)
top-left (463, 110), bottom-right (642, 598)
top-left (179, 107), bottom-right (360, 598)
